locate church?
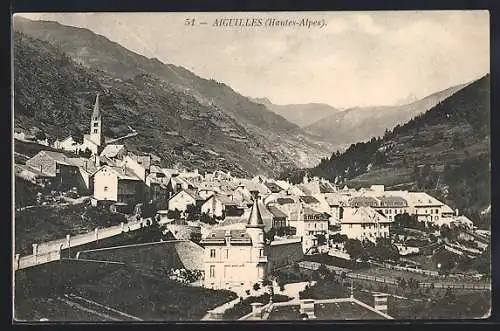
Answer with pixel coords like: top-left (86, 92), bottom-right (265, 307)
top-left (54, 93), bottom-right (104, 155)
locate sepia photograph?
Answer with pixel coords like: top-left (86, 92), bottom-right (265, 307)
top-left (12, 11), bottom-right (491, 322)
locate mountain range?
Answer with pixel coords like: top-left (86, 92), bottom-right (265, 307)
top-left (250, 97), bottom-right (340, 128)
top-left (12, 16), bottom-right (335, 177)
top-left (304, 82), bottom-right (470, 149)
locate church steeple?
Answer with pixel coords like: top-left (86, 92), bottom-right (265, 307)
top-left (90, 93), bottom-right (102, 147)
top-left (247, 191), bottom-right (264, 228)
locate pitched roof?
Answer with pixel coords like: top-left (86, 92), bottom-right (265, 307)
top-left (92, 93), bottom-right (101, 118)
top-left (268, 205), bottom-right (287, 218)
top-left (276, 197), bottom-right (297, 205)
top-left (100, 144), bottom-right (125, 158)
top-left (247, 195), bottom-right (265, 228)
top-left (349, 196), bottom-right (380, 207)
top-left (265, 182), bottom-right (283, 193)
top-left (408, 192), bottom-right (444, 206)
top-left (341, 207), bottom-right (391, 224)
top-left (300, 195), bottom-right (320, 204)
top-left (378, 196), bottom-right (408, 207)
top-left (96, 165), bottom-right (142, 181)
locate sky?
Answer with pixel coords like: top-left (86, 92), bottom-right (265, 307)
top-left (18, 11), bottom-right (489, 108)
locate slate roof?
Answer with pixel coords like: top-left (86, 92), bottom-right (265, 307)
top-left (378, 196), bottom-right (408, 207)
top-left (300, 195), bottom-right (320, 204)
top-left (349, 196), bottom-right (380, 207)
top-left (200, 229), bottom-right (252, 245)
top-left (268, 205), bottom-right (288, 218)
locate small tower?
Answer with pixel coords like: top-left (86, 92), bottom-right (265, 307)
top-left (246, 191), bottom-right (268, 283)
top-left (90, 93), bottom-right (103, 147)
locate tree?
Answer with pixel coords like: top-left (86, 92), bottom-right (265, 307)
top-left (79, 148), bottom-right (92, 158)
top-left (344, 239), bottom-right (365, 262)
top-left (167, 209), bottom-right (181, 220)
top-left (34, 130), bottom-right (46, 141)
top-left (318, 264), bottom-right (330, 278)
top-left (253, 283), bottom-right (261, 291)
top-left (265, 228), bottom-right (276, 242)
top-left (70, 126), bottom-right (84, 144)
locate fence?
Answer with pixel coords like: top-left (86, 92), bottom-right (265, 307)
top-left (14, 218), bottom-right (154, 271)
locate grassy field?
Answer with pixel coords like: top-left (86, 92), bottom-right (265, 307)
top-left (387, 290), bottom-right (490, 319)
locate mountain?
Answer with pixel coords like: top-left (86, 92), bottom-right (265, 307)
top-left (250, 97), bottom-right (340, 128)
top-left (13, 16), bottom-right (334, 177)
top-left (303, 74), bottom-right (491, 228)
top-left (395, 93), bottom-right (418, 106)
top-left (305, 83), bottom-right (469, 148)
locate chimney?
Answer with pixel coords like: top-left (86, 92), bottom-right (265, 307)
top-left (95, 155), bottom-right (100, 167)
top-left (455, 208), bottom-right (459, 216)
top-left (299, 299), bottom-right (316, 319)
top-left (227, 171), bottom-right (231, 177)
top-left (373, 293), bottom-right (389, 314)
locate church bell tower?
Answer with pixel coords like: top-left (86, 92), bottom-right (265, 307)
top-left (90, 93), bottom-right (103, 147)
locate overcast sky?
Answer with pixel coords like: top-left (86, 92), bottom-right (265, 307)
top-left (18, 11), bottom-right (489, 108)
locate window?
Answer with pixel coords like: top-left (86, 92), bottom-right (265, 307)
top-left (209, 265), bottom-right (215, 278)
top-left (259, 249), bottom-right (264, 257)
top-left (225, 249), bottom-right (229, 259)
top-left (93, 129), bottom-right (98, 133)
top-left (210, 249), bottom-right (216, 258)
top-left (93, 122), bottom-right (99, 127)
top-left (94, 117), bottom-right (98, 121)
top-left (435, 209), bottom-right (439, 214)
top-left (349, 224), bottom-right (353, 228)
top-left (104, 186), bottom-right (108, 192)
top-left (434, 216), bottom-right (438, 221)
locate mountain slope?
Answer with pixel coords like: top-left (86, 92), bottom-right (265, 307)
top-left (13, 16), bottom-right (333, 170)
top-left (305, 82), bottom-right (469, 147)
top-left (305, 74), bottom-right (490, 227)
top-left (13, 31), bottom-right (324, 177)
top-left (250, 97), bottom-right (339, 128)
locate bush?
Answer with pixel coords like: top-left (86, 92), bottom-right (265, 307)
top-left (253, 283), bottom-right (260, 291)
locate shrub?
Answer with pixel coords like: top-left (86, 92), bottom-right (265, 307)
top-left (253, 283), bottom-right (260, 291)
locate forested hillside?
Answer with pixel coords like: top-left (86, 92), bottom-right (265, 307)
top-left (282, 75), bottom-right (491, 228)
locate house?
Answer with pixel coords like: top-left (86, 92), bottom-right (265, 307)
top-left (201, 194), bottom-right (242, 218)
top-left (322, 193), bottom-right (342, 224)
top-left (340, 206), bottom-right (392, 242)
top-left (200, 192), bottom-right (268, 290)
top-left (55, 158), bottom-right (98, 195)
top-left (406, 192), bottom-right (446, 225)
top-left (25, 150), bottom-right (98, 193)
top-left (168, 189), bottom-right (204, 212)
top-left (167, 175), bottom-right (196, 197)
top-left (93, 164), bottom-right (145, 207)
top-left (301, 207), bottom-right (329, 237)
top-left (55, 136), bottom-right (81, 153)
top-left (267, 205), bottom-right (288, 231)
top-left (145, 172), bottom-right (169, 202)
top-left (178, 169), bottom-right (204, 183)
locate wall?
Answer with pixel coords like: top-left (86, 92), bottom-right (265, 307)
top-left (169, 191), bottom-right (195, 212)
top-left (201, 196), bottom-right (224, 217)
top-left (268, 239), bottom-right (303, 271)
top-left (93, 168), bottom-right (118, 201)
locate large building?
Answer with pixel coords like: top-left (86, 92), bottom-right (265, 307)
top-left (340, 206), bottom-right (392, 242)
top-left (200, 192), bottom-right (268, 290)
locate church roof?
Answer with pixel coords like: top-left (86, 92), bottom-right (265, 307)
top-left (92, 93), bottom-right (101, 118)
top-left (247, 192), bottom-right (265, 228)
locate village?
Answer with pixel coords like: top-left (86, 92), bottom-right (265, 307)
top-left (14, 94), bottom-right (491, 321)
